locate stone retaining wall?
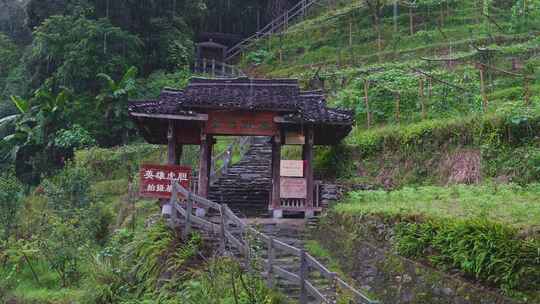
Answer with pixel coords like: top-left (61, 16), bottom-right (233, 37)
top-left (314, 214), bottom-right (520, 304)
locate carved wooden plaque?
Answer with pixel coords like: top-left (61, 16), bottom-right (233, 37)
top-left (280, 160), bottom-right (304, 177)
top-left (280, 177), bottom-right (307, 199)
top-left (285, 131), bottom-right (305, 145)
top-left (206, 111), bottom-right (277, 136)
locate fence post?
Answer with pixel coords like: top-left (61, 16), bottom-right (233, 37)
top-left (220, 204), bottom-right (227, 252)
top-left (479, 65), bottom-right (488, 112)
top-left (222, 63), bottom-right (226, 76)
top-left (363, 79), bottom-right (371, 128)
top-left (202, 58), bottom-right (207, 73)
top-left (211, 59), bottom-right (216, 77)
top-left (267, 238), bottom-right (275, 288)
top-left (170, 183), bottom-right (178, 222)
top-left (419, 77), bottom-right (426, 119)
top-left (299, 249), bottom-right (308, 304)
top-left (184, 192), bottom-right (192, 239)
top-left (524, 76), bottom-right (531, 105)
top-left (395, 92), bottom-right (401, 124)
top-left (245, 229), bottom-right (251, 273)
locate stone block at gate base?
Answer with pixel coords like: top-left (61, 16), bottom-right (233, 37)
top-left (273, 209), bottom-right (283, 219)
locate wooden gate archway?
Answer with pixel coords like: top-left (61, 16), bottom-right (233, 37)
top-left (129, 78), bottom-right (353, 218)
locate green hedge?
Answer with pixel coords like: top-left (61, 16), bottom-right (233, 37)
top-left (349, 101), bottom-right (540, 157)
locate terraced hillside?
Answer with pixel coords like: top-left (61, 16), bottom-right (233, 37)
top-left (240, 1), bottom-right (540, 302)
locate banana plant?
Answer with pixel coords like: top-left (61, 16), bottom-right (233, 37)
top-left (0, 88), bottom-right (71, 166)
top-left (96, 66), bottom-right (138, 121)
top-left (96, 66), bottom-right (138, 144)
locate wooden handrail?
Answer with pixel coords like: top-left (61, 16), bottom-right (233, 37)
top-left (166, 182), bottom-right (378, 304)
top-left (225, 0), bottom-right (321, 61)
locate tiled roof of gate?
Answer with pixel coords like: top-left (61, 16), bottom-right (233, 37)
top-left (128, 78), bottom-right (353, 125)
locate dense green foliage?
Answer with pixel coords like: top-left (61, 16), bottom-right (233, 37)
top-left (395, 219), bottom-right (540, 296)
top-left (332, 184), bottom-right (540, 299)
top-left (0, 171), bottom-right (24, 239)
top-left (0, 0), bottom-right (198, 184)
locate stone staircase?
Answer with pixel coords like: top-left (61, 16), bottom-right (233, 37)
top-left (247, 219), bottom-right (340, 303)
top-left (208, 136), bottom-right (272, 217)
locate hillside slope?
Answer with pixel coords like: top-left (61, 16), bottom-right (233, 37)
top-left (242, 1), bottom-right (540, 302)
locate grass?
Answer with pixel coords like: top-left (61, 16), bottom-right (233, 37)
top-left (336, 183), bottom-right (540, 229)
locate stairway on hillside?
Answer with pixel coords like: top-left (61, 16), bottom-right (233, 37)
top-left (208, 136), bottom-right (272, 217)
top-left (225, 0), bottom-right (322, 61)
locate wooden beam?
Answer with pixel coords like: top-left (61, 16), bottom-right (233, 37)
top-left (198, 131), bottom-right (210, 198)
top-left (304, 126), bottom-right (314, 210)
top-left (271, 134), bottom-right (281, 210)
top-left (130, 112), bottom-right (209, 121)
top-left (167, 120), bottom-right (177, 165)
top-left (274, 116), bottom-right (350, 125)
top-left (207, 135), bottom-right (214, 188)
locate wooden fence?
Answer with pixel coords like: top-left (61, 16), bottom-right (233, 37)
top-left (192, 58), bottom-right (246, 78)
top-left (164, 182), bottom-right (378, 304)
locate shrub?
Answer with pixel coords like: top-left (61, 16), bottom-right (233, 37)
top-left (246, 49), bottom-right (274, 66)
top-left (314, 144), bottom-right (355, 179)
top-left (42, 163), bottom-right (92, 212)
top-left (0, 170), bottom-right (24, 239)
top-left (395, 218), bottom-right (540, 294)
top-left (53, 124), bottom-right (97, 150)
top-left (74, 144), bottom-right (160, 181)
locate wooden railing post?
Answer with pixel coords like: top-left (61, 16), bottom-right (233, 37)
top-left (170, 183), bottom-right (178, 222)
top-left (211, 59), bottom-right (216, 77)
top-left (299, 249), bottom-right (308, 304)
top-left (267, 238), bottom-right (275, 288)
top-left (245, 230), bottom-right (251, 272)
top-left (184, 192), bottom-right (192, 239)
top-left (220, 204), bottom-right (227, 252)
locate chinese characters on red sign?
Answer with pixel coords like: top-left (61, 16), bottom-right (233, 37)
top-left (206, 111), bottom-right (277, 136)
top-left (139, 164), bottom-right (191, 199)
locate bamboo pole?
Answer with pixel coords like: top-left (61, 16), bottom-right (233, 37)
top-left (419, 78), bottom-right (426, 119)
top-left (349, 20), bottom-right (353, 47)
top-left (395, 92), bottom-right (401, 124)
top-left (479, 66), bottom-right (488, 112)
top-left (409, 5), bottom-right (414, 35)
top-left (363, 79), bottom-right (371, 128)
top-left (524, 76), bottom-right (531, 106)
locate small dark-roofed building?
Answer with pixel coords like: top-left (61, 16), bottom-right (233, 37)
top-left (196, 39), bottom-right (228, 62)
top-left (129, 77), bottom-right (353, 218)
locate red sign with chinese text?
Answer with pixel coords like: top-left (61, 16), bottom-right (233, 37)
top-left (206, 111), bottom-right (277, 136)
top-left (139, 164), bottom-right (192, 199)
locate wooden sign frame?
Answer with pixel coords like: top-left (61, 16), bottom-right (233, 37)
top-left (280, 160), bottom-right (304, 177)
top-left (139, 164), bottom-right (191, 199)
top-left (280, 177), bottom-right (307, 199)
top-left (285, 131), bottom-right (305, 145)
top-left (206, 111), bottom-right (277, 136)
